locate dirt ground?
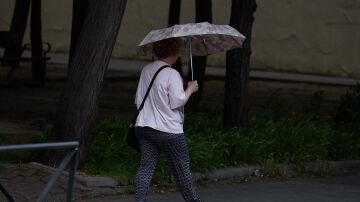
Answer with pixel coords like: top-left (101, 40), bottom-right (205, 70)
top-left (0, 63), bottom-right (351, 138)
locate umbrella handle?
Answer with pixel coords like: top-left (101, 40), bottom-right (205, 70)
top-left (189, 39), bottom-right (194, 81)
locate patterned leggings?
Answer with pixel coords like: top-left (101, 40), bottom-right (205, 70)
top-left (134, 126), bottom-right (200, 202)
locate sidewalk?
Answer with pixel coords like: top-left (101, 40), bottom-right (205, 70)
top-left (1, 161), bottom-right (359, 201)
top-left (45, 52), bottom-right (359, 86)
top-left (0, 163), bottom-right (125, 201)
top-left (83, 175), bottom-right (360, 202)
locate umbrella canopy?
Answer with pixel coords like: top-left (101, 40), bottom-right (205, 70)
top-left (138, 22), bottom-right (246, 56)
top-left (137, 22), bottom-right (246, 80)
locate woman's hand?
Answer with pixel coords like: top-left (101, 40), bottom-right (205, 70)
top-left (184, 80), bottom-right (198, 103)
top-left (187, 80), bottom-right (199, 94)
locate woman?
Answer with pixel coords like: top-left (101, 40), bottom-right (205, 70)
top-left (134, 37), bottom-right (201, 202)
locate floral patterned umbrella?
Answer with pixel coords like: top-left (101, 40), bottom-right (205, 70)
top-left (137, 22), bottom-right (246, 80)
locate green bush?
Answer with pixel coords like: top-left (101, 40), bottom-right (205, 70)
top-left (335, 84), bottom-right (360, 131)
top-left (0, 134), bottom-right (25, 163)
top-left (85, 109), bottom-right (358, 180)
top-left (85, 120), bottom-right (140, 178)
top-left (328, 128), bottom-right (360, 160)
top-left (247, 116), bottom-right (332, 163)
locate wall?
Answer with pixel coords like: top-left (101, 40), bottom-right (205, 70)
top-left (0, 0), bottom-right (359, 78)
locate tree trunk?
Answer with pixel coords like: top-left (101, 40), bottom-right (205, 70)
top-left (31, 0), bottom-right (45, 83)
top-left (2, 0), bottom-right (30, 66)
top-left (69, 0), bottom-right (89, 66)
top-left (53, 0), bottom-right (127, 164)
top-left (168, 0), bottom-right (183, 77)
top-left (188, 0), bottom-right (212, 105)
top-left (224, 0), bottom-right (257, 128)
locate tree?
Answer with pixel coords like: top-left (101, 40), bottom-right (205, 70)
top-left (52, 0), bottom-right (127, 164)
top-left (224, 0), bottom-right (257, 128)
top-left (1, 0), bottom-right (30, 66)
top-left (69, 0), bottom-right (89, 66)
top-left (30, 0), bottom-right (45, 83)
top-left (188, 0), bottom-right (212, 105)
top-left (168, 0), bottom-right (183, 77)
top-left (1, 0), bottom-right (45, 82)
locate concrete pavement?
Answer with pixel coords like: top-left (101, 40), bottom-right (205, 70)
top-left (22, 50), bottom-right (359, 86)
top-left (1, 161), bottom-right (359, 201)
top-left (0, 163), bottom-right (125, 201)
top-left (84, 175), bottom-right (360, 202)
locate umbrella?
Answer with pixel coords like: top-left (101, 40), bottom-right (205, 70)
top-left (137, 22), bottom-right (246, 80)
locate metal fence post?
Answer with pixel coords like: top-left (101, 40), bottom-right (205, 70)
top-left (0, 142), bottom-right (79, 202)
top-left (66, 147), bottom-right (78, 202)
top-left (0, 183), bottom-right (15, 202)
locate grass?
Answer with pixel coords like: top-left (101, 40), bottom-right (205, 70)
top-left (0, 133), bottom-right (25, 163)
top-left (0, 132), bottom-right (51, 164)
top-left (84, 120), bottom-right (140, 181)
top-left (82, 105), bottom-right (359, 182)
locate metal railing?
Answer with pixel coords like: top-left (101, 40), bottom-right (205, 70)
top-left (0, 141), bottom-right (79, 202)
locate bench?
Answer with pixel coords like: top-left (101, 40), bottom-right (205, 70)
top-left (0, 31), bottom-right (51, 79)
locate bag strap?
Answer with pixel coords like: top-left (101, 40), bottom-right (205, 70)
top-left (138, 65), bottom-right (169, 111)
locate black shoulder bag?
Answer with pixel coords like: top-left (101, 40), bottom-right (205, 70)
top-left (127, 65), bottom-right (169, 152)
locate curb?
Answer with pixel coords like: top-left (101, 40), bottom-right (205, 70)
top-left (193, 166), bottom-right (261, 182)
top-left (29, 160), bottom-right (360, 188)
top-left (29, 162), bottom-right (119, 188)
top-left (192, 160), bottom-right (360, 182)
top-left (301, 160), bottom-right (360, 175)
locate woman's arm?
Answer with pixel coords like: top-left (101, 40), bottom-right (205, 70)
top-left (184, 80), bottom-right (199, 102)
top-left (168, 70), bottom-right (198, 109)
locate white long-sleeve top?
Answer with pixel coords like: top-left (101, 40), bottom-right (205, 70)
top-left (135, 60), bottom-right (187, 134)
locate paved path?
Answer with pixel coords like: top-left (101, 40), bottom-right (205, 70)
top-left (1, 163), bottom-right (359, 201)
top-left (0, 163), bottom-right (122, 201)
top-left (84, 175), bottom-right (360, 202)
top-left (47, 52), bottom-right (359, 86)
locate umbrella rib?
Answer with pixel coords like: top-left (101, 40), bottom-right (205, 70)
top-left (171, 25), bottom-right (176, 40)
top-left (200, 35), bottom-right (209, 55)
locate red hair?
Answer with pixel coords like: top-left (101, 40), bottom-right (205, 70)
top-left (152, 37), bottom-right (182, 58)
